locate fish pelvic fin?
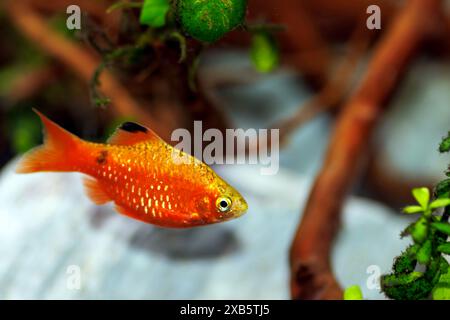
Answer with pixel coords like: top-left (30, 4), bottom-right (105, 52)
top-left (83, 177), bottom-right (111, 205)
top-left (16, 108), bottom-right (83, 173)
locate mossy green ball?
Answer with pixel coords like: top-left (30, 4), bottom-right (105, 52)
top-left (176, 0), bottom-right (247, 43)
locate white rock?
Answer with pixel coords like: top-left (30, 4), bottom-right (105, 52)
top-left (0, 160), bottom-right (412, 299)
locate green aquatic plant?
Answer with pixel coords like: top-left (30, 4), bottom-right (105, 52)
top-left (440, 132), bottom-right (450, 154)
top-left (90, 0), bottom-right (274, 107)
top-left (381, 132), bottom-right (450, 300)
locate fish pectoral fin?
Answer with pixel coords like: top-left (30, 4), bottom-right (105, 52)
top-left (107, 121), bottom-right (162, 146)
top-left (83, 177), bottom-right (111, 205)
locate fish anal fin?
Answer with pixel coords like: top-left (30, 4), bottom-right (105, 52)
top-left (115, 204), bottom-right (153, 224)
top-left (107, 122), bottom-right (161, 146)
top-left (114, 204), bottom-right (142, 220)
top-left (83, 177), bottom-right (111, 205)
top-left (114, 204), bottom-right (132, 217)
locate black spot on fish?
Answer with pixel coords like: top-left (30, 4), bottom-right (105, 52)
top-left (120, 122), bottom-right (148, 133)
top-left (96, 150), bottom-right (108, 165)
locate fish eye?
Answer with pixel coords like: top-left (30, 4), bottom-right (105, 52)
top-left (216, 196), bottom-right (232, 212)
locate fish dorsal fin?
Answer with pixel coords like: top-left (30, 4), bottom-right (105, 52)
top-left (107, 122), bottom-right (161, 146)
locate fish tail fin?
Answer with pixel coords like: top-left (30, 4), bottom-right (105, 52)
top-left (16, 108), bottom-right (83, 173)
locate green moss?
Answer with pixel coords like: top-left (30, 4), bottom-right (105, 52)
top-left (439, 132), bottom-right (450, 153)
top-left (393, 247), bottom-right (417, 274)
top-left (381, 257), bottom-right (448, 300)
top-left (381, 273), bottom-right (434, 300)
top-left (435, 179), bottom-right (450, 199)
top-left (176, 0), bottom-right (247, 42)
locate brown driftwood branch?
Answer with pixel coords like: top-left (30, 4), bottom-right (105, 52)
top-left (289, 0), bottom-right (443, 300)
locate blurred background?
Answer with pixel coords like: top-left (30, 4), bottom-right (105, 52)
top-left (0, 0), bottom-right (449, 299)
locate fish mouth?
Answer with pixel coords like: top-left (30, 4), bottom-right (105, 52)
top-left (231, 197), bottom-right (248, 218)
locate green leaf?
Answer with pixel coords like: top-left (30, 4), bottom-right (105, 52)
top-left (403, 205), bottom-right (424, 214)
top-left (393, 247), bottom-right (417, 274)
top-left (430, 198), bottom-right (450, 210)
top-left (343, 285), bottom-right (363, 300)
top-left (431, 222), bottom-right (450, 236)
top-left (411, 217), bottom-right (428, 244)
top-left (250, 31), bottom-right (279, 73)
top-left (432, 269), bottom-right (450, 300)
top-left (140, 0), bottom-right (170, 28)
top-left (412, 187), bottom-right (430, 209)
top-left (438, 243), bottom-right (450, 255)
top-left (417, 239), bottom-right (432, 265)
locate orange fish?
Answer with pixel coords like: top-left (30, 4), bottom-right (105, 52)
top-left (17, 109), bottom-right (248, 228)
